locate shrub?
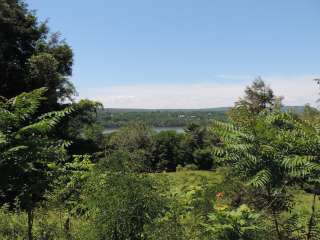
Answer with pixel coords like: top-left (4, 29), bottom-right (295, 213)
top-left (203, 205), bottom-right (268, 240)
top-left (83, 170), bottom-right (168, 240)
top-left (183, 164), bottom-right (199, 171)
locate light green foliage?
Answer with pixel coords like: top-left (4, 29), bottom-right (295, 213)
top-left (302, 104), bottom-right (320, 123)
top-left (105, 122), bottom-right (155, 172)
top-left (83, 170), bottom-right (168, 240)
top-left (160, 170), bottom-right (225, 239)
top-left (108, 122), bottom-right (154, 151)
top-left (0, 205), bottom-right (88, 240)
top-left (49, 155), bottom-right (94, 215)
top-left (203, 205), bottom-right (267, 240)
top-left (0, 205), bottom-right (27, 240)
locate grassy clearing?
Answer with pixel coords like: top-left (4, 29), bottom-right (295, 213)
top-left (163, 170), bottom-right (224, 190)
top-left (160, 169), bottom-right (316, 213)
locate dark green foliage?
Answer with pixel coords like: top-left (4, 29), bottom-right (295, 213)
top-left (102, 122), bottom-right (217, 172)
top-left (0, 0), bottom-right (75, 109)
top-left (180, 123), bottom-right (217, 169)
top-left (0, 0), bottom-right (104, 156)
top-left (193, 148), bottom-right (214, 170)
top-left (152, 130), bottom-right (184, 171)
top-left (62, 99), bottom-right (104, 156)
top-left (0, 88), bottom-right (73, 210)
top-left (0, 88), bottom-right (75, 240)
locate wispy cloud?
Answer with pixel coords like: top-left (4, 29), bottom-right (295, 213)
top-left (78, 75), bottom-right (319, 109)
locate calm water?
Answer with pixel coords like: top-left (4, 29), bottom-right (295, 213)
top-left (103, 126), bottom-right (185, 134)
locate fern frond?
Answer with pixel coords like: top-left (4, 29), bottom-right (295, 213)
top-left (248, 170), bottom-right (271, 188)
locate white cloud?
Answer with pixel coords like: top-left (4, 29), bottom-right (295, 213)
top-left (78, 75), bottom-right (319, 109)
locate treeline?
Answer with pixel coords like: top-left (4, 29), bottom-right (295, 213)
top-left (102, 121), bottom-right (217, 172)
top-left (98, 106), bottom-right (305, 128)
top-left (98, 109), bottom-right (228, 128)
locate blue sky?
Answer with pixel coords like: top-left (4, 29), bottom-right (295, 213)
top-left (27, 0), bottom-right (320, 108)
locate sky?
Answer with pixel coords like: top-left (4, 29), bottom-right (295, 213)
top-left (27, 0), bottom-right (320, 108)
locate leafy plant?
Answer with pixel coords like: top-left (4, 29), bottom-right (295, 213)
top-left (0, 88), bottom-right (73, 239)
top-left (203, 205), bottom-right (268, 240)
top-left (83, 170), bottom-right (168, 240)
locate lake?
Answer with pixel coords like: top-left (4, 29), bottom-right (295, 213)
top-left (103, 126), bottom-right (185, 134)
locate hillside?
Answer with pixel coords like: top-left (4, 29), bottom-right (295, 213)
top-left (98, 106), bottom-right (306, 128)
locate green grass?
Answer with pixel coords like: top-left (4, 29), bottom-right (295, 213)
top-left (291, 189), bottom-right (315, 215)
top-left (163, 169), bottom-right (223, 190)
top-left (157, 169), bottom-right (317, 214)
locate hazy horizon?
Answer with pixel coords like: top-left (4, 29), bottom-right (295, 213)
top-left (27, 0), bottom-right (320, 108)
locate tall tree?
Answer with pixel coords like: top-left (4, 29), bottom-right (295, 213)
top-left (229, 78), bottom-right (281, 126)
top-left (0, 0), bottom-right (75, 110)
top-left (237, 77), bottom-right (277, 114)
top-left (152, 130), bottom-right (184, 171)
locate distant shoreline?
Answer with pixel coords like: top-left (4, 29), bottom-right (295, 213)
top-left (104, 126), bottom-right (185, 134)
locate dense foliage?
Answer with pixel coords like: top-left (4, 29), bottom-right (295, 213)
top-left (1, 1), bottom-right (320, 240)
top-left (0, 0), bottom-right (74, 108)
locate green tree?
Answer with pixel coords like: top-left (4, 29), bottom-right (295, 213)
top-left (0, 0), bottom-right (75, 109)
top-left (62, 99), bottom-right (104, 156)
top-left (0, 88), bottom-right (73, 240)
top-left (152, 130), bottom-right (184, 171)
top-left (105, 122), bottom-right (155, 172)
top-left (237, 77), bottom-right (277, 114)
top-left (181, 123), bottom-right (207, 165)
top-left (229, 78), bottom-right (281, 127)
top-left (180, 123), bottom-right (218, 169)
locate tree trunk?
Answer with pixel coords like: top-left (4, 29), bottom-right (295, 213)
top-left (64, 216), bottom-right (72, 240)
top-left (307, 193), bottom-right (317, 240)
top-left (267, 187), bottom-right (282, 240)
top-left (27, 208), bottom-right (33, 240)
top-left (271, 209), bottom-right (282, 240)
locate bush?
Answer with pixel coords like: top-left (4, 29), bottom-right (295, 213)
top-left (183, 164), bottom-right (199, 171)
top-left (83, 170), bottom-right (168, 240)
top-left (193, 148), bottom-right (214, 170)
top-left (203, 205), bottom-right (268, 240)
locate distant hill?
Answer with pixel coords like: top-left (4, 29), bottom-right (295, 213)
top-left (281, 106), bottom-right (306, 114)
top-left (98, 106), bottom-right (306, 128)
top-left (102, 106), bottom-right (305, 113)
top-left (102, 107), bottom-right (230, 113)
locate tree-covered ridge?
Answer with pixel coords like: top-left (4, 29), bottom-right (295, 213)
top-left (98, 106), bottom-right (306, 128)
